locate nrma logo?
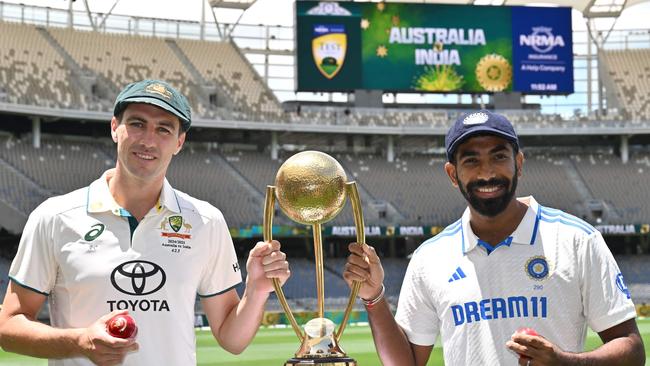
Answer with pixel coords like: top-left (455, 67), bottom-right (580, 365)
top-left (520, 27), bottom-right (565, 53)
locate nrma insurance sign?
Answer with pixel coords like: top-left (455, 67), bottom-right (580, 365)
top-left (512, 7), bottom-right (573, 93)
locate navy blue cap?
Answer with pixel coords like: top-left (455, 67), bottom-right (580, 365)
top-left (445, 110), bottom-right (519, 161)
top-left (113, 79), bottom-right (191, 132)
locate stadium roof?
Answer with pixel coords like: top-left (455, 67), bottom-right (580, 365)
top-left (390, 0), bottom-right (649, 18)
top-left (208, 0), bottom-right (257, 10)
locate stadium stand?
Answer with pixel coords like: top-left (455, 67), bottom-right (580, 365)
top-left (342, 153), bottom-right (463, 224)
top-left (0, 135), bottom-right (114, 194)
top-left (166, 145), bottom-right (262, 226)
top-left (327, 257), bottom-right (408, 301)
top-left (571, 150), bottom-right (650, 223)
top-left (2, 19), bottom-right (649, 131)
top-left (4, 134), bottom-right (650, 228)
top-left (516, 151), bottom-right (584, 214)
top-left (176, 39), bottom-right (284, 121)
top-left (0, 136), bottom-right (55, 214)
top-left (0, 159), bottom-right (49, 216)
top-left (601, 49), bottom-right (650, 121)
top-left (0, 21), bottom-right (84, 109)
top-left (47, 26), bottom-right (208, 115)
top-left (222, 148), bottom-right (280, 194)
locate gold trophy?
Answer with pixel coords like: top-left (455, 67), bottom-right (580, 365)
top-left (264, 151), bottom-right (365, 366)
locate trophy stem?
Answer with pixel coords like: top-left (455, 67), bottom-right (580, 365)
top-left (335, 182), bottom-right (366, 342)
top-left (313, 223), bottom-right (325, 319)
top-left (264, 186), bottom-right (304, 341)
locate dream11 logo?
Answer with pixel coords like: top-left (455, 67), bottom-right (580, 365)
top-left (108, 260), bottom-right (170, 312)
top-left (519, 26), bottom-right (565, 54)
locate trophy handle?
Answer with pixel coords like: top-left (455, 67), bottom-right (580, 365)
top-left (335, 182), bottom-right (365, 342)
top-left (264, 186), bottom-right (304, 341)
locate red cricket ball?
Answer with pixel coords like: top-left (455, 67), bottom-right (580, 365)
top-left (515, 327), bottom-right (539, 360)
top-left (516, 327), bottom-right (539, 337)
top-left (107, 314), bottom-right (137, 339)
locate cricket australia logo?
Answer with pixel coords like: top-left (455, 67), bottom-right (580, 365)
top-left (159, 216), bottom-right (192, 239)
top-left (312, 24), bottom-right (347, 79)
top-left (159, 215), bottom-right (193, 253)
top-left (168, 215), bottom-right (183, 232)
top-left (144, 83), bottom-right (172, 99)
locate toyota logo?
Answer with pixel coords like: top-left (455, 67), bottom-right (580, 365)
top-left (111, 260), bottom-right (166, 296)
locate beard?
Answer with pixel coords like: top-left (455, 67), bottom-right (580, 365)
top-left (457, 169), bottom-right (518, 217)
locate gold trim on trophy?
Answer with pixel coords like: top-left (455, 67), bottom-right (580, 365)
top-left (264, 151), bottom-right (363, 366)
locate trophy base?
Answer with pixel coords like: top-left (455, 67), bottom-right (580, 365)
top-left (285, 357), bottom-right (356, 366)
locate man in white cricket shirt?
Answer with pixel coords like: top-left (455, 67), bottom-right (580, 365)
top-left (343, 110), bottom-right (645, 365)
top-left (0, 79), bottom-right (290, 365)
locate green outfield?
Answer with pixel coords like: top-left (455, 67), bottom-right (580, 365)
top-left (1, 319), bottom-right (648, 365)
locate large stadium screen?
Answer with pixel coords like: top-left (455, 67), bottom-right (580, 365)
top-left (296, 1), bottom-right (574, 95)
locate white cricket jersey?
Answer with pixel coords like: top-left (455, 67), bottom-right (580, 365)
top-left (395, 196), bottom-right (637, 366)
top-left (9, 170), bottom-right (242, 366)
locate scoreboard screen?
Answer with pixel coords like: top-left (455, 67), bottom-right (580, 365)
top-left (296, 1), bottom-right (573, 94)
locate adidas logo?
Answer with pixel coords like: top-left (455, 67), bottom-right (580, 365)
top-left (448, 266), bottom-right (467, 283)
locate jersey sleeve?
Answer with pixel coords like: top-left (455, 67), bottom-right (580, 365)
top-left (395, 254), bottom-right (440, 346)
top-left (8, 201), bottom-right (57, 295)
top-left (197, 211), bottom-right (242, 297)
top-left (580, 231), bottom-right (637, 333)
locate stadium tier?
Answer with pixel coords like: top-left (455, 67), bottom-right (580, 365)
top-left (175, 39), bottom-right (284, 121)
top-left (571, 151), bottom-right (650, 221)
top-left (601, 49), bottom-right (650, 122)
top-left (0, 21), bottom-right (85, 109)
top-left (1, 19), bottom-right (649, 128)
top-left (167, 146), bottom-right (262, 226)
top-left (0, 136), bottom-right (113, 193)
top-left (2, 135), bottom-right (650, 228)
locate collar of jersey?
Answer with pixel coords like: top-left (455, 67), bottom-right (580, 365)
top-left (86, 169), bottom-right (181, 215)
top-left (461, 196), bottom-right (541, 254)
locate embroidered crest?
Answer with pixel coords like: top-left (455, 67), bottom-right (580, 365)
top-left (526, 256), bottom-right (550, 281)
top-left (168, 215), bottom-right (183, 233)
top-left (145, 83), bottom-right (172, 99)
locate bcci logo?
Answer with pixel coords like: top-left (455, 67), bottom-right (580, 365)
top-left (463, 112), bottom-right (489, 125)
top-left (312, 24), bottom-right (347, 79)
top-left (525, 256), bottom-right (550, 281)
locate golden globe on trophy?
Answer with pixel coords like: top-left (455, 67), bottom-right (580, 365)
top-left (263, 150), bottom-right (365, 366)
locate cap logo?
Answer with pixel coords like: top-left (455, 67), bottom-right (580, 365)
top-left (145, 83), bottom-right (172, 100)
top-left (463, 112), bottom-right (489, 125)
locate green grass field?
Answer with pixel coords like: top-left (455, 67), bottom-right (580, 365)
top-left (1, 319), bottom-right (648, 365)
